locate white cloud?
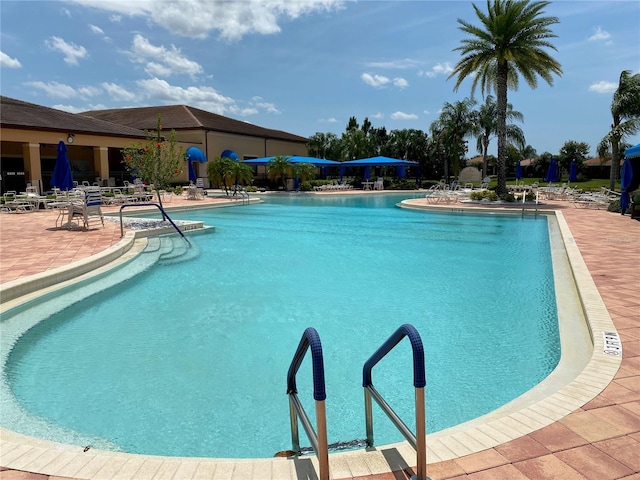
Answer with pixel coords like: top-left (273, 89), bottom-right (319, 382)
top-left (52, 104), bottom-right (85, 113)
top-left (393, 77), bottom-right (408, 88)
top-left (90, 24), bottom-right (111, 42)
top-left (589, 80), bottom-right (617, 93)
top-left (251, 96), bottom-right (281, 114)
top-left (101, 82), bottom-right (137, 101)
top-left (24, 81), bottom-right (80, 99)
top-left (320, 117), bottom-right (338, 124)
top-left (89, 24), bottom-right (104, 35)
top-left (67, 0), bottom-right (344, 41)
top-left (128, 34), bottom-right (203, 78)
top-left (136, 77), bottom-right (236, 114)
top-left (45, 36), bottom-right (88, 66)
top-left (588, 26), bottom-right (611, 42)
top-left (422, 62), bottom-right (454, 78)
top-left (390, 111), bottom-right (418, 120)
top-left (365, 58), bottom-right (422, 69)
top-left (0, 51), bottom-right (22, 68)
top-left (24, 80), bottom-right (101, 99)
top-left (361, 73), bottom-right (390, 88)
top-left (371, 112), bottom-right (384, 119)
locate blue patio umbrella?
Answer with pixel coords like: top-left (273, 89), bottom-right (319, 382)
top-left (188, 159), bottom-right (197, 182)
top-left (364, 165), bottom-right (371, 179)
top-left (569, 160), bottom-right (578, 182)
top-left (186, 146), bottom-right (207, 183)
top-left (516, 160), bottom-right (522, 180)
top-left (619, 157), bottom-right (633, 214)
top-left (339, 164), bottom-right (346, 183)
top-left (51, 140), bottom-right (74, 190)
top-left (221, 149), bottom-right (239, 160)
top-left (397, 165), bottom-right (406, 178)
top-left (544, 157), bottom-right (558, 182)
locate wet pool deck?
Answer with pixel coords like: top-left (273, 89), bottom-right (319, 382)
top-left (0, 191), bottom-right (638, 480)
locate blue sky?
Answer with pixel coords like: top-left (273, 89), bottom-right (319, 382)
top-left (1, 0), bottom-right (639, 157)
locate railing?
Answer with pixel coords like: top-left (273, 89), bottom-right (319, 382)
top-left (119, 203), bottom-right (190, 246)
top-left (363, 324), bottom-right (427, 480)
top-left (286, 327), bottom-right (329, 480)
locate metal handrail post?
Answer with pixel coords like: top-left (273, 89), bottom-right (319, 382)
top-left (415, 386), bottom-right (427, 480)
top-left (363, 324), bottom-right (427, 480)
top-left (315, 399), bottom-right (329, 479)
top-left (286, 327), bottom-right (329, 480)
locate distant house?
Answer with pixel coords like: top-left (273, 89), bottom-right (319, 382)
top-left (584, 156), bottom-right (624, 179)
top-left (0, 96), bottom-right (309, 193)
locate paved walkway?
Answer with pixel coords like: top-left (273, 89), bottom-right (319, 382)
top-left (0, 194), bottom-right (638, 480)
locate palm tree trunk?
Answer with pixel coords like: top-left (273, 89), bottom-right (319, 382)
top-left (495, 62), bottom-right (509, 197)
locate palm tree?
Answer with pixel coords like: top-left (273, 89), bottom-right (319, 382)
top-left (430, 98), bottom-right (477, 181)
top-left (471, 95), bottom-right (526, 179)
top-left (228, 160), bottom-right (253, 194)
top-left (294, 162), bottom-right (317, 188)
top-left (450, 0), bottom-right (562, 197)
top-left (597, 70), bottom-right (640, 190)
top-left (267, 155), bottom-right (294, 190)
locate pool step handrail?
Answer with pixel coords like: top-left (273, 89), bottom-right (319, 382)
top-left (119, 203), bottom-right (190, 246)
top-left (363, 323), bottom-right (427, 480)
top-left (286, 327), bottom-right (329, 480)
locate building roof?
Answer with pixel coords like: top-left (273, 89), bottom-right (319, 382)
top-left (0, 96), bottom-right (147, 138)
top-left (80, 104), bottom-right (309, 143)
top-left (584, 157), bottom-right (623, 167)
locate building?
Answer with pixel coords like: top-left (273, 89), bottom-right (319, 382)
top-left (81, 104), bottom-right (309, 186)
top-left (1, 96), bottom-right (309, 194)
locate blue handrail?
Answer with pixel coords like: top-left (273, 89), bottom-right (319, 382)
top-left (119, 202), bottom-right (190, 246)
top-left (362, 323), bottom-right (427, 480)
top-left (363, 323), bottom-right (425, 388)
top-left (287, 327), bottom-right (326, 401)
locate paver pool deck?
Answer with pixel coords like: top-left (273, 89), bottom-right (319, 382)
top-left (0, 191), bottom-right (638, 480)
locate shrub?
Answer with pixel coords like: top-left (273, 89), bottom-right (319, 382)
top-left (469, 190), bottom-right (498, 201)
top-left (299, 182), bottom-right (313, 191)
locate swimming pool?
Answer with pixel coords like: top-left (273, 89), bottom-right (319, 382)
top-left (1, 193), bottom-right (560, 459)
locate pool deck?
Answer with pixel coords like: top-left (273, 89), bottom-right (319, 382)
top-left (0, 191), bottom-right (639, 480)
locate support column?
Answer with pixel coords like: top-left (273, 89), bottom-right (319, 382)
top-left (23, 143), bottom-right (42, 194)
top-left (94, 146), bottom-right (109, 185)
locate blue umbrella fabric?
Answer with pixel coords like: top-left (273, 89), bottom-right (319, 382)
top-left (188, 159), bottom-right (197, 182)
top-left (516, 160), bottom-right (522, 180)
top-left (51, 140), bottom-right (74, 190)
top-left (544, 157), bottom-right (558, 183)
top-left (339, 164), bottom-right (346, 183)
top-left (397, 165), bottom-right (406, 178)
top-left (221, 149), bottom-right (239, 160)
top-left (186, 147), bottom-right (207, 162)
top-left (364, 165), bottom-right (371, 179)
top-left (569, 160), bottom-right (578, 182)
top-left (619, 157), bottom-right (633, 214)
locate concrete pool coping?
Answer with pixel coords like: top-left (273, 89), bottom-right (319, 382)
top-left (0, 198), bottom-right (622, 480)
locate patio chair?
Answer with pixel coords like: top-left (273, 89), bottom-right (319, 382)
top-left (69, 189), bottom-right (104, 229)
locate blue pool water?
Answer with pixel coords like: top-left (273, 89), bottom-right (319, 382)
top-left (3, 193), bottom-right (560, 458)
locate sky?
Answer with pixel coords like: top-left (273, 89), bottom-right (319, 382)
top-left (1, 0), bottom-right (639, 158)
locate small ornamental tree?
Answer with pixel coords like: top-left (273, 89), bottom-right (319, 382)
top-left (121, 114), bottom-right (184, 214)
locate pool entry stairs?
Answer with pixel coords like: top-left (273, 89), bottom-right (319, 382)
top-left (284, 324), bottom-right (429, 480)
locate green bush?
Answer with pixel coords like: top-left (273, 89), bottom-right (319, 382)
top-left (469, 190), bottom-right (498, 201)
top-left (299, 182), bottom-right (313, 191)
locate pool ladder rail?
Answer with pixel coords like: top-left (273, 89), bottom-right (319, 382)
top-left (118, 202), bottom-right (191, 246)
top-left (284, 324), bottom-right (428, 480)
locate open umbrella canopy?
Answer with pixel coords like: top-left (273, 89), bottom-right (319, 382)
top-left (625, 143), bottom-right (640, 158)
top-left (220, 149), bottom-right (239, 160)
top-left (569, 160), bottom-right (578, 182)
top-left (341, 156), bottom-right (418, 166)
top-left (243, 156), bottom-right (340, 166)
top-left (544, 157), bottom-right (558, 183)
top-left (185, 146), bottom-right (207, 163)
top-left (51, 140), bottom-right (74, 191)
